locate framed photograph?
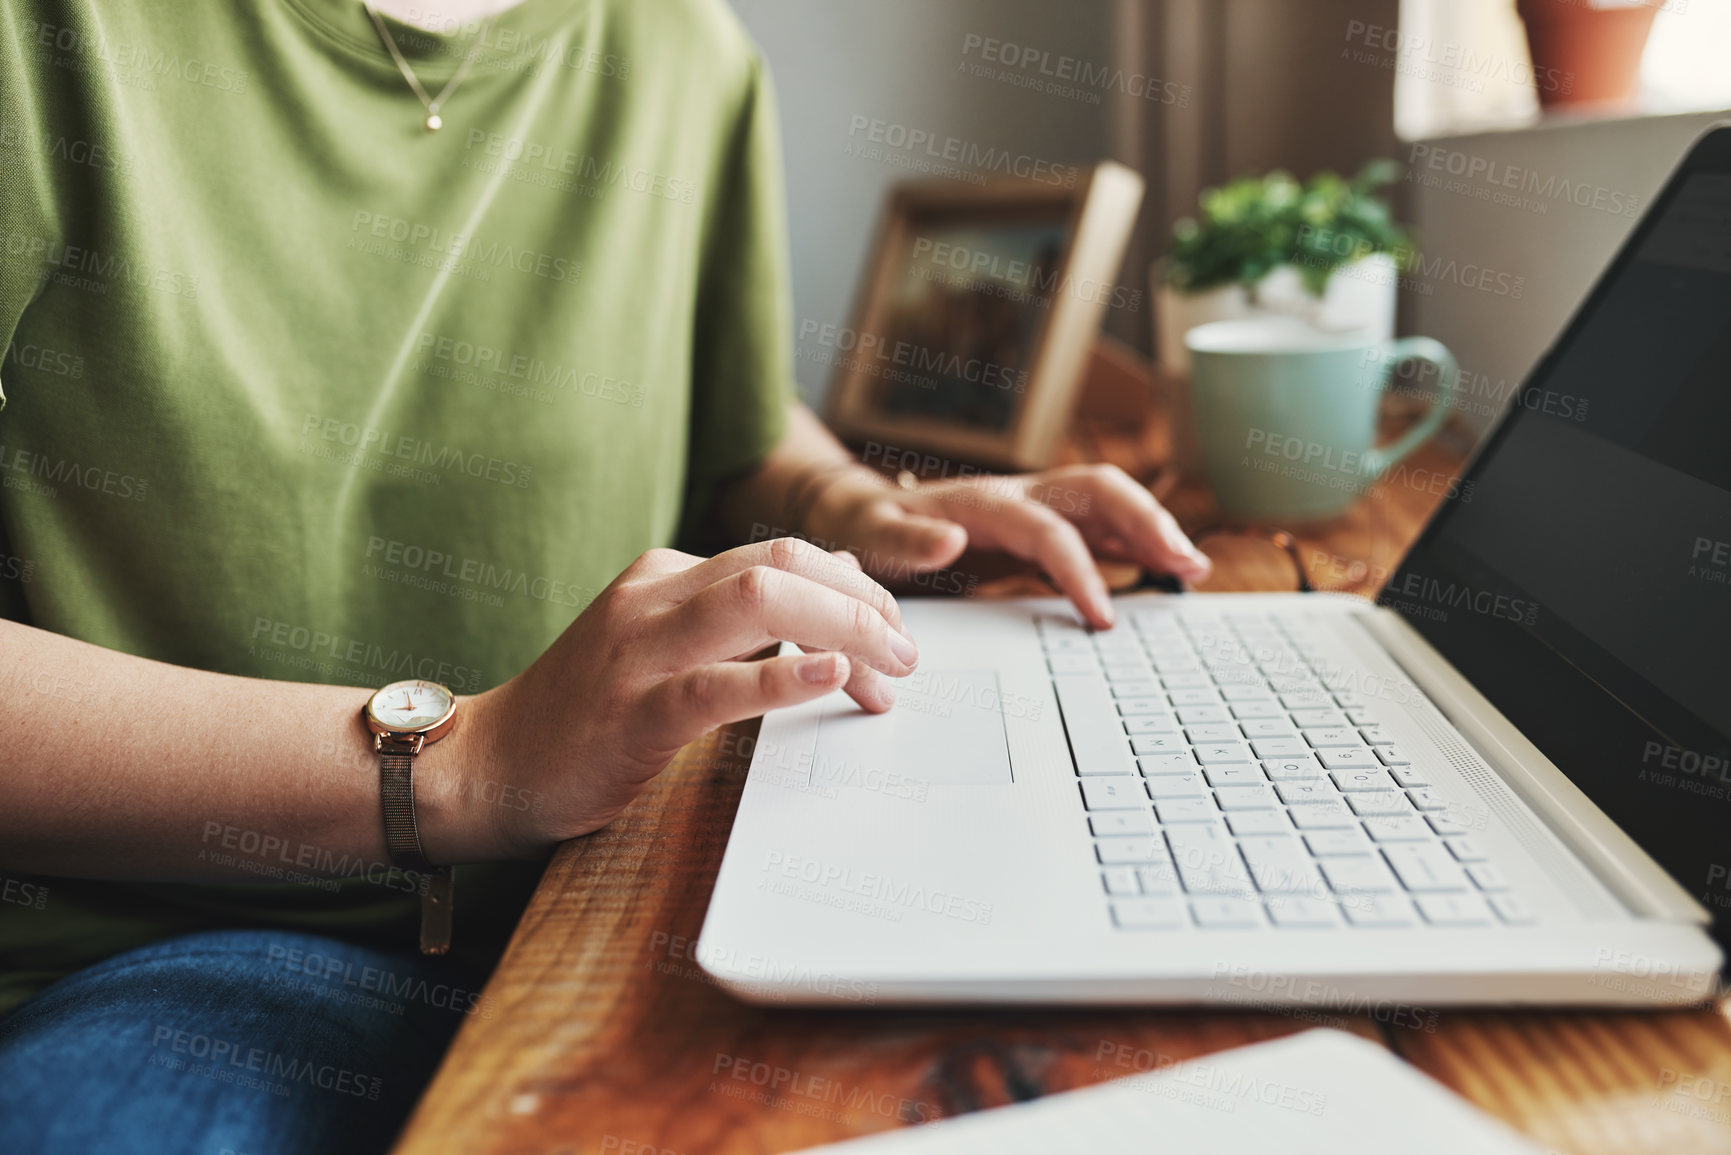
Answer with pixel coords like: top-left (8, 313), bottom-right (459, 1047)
top-left (824, 161), bottom-right (1144, 471)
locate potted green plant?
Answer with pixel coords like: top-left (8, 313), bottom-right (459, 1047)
top-left (1154, 161), bottom-right (1411, 375)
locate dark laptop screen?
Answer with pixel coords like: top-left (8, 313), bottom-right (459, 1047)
top-left (1379, 154), bottom-right (1731, 937)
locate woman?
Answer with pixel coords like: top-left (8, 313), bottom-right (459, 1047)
top-left (0, 0), bottom-right (1208, 1150)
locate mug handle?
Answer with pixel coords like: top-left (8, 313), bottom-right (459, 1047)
top-left (1361, 336), bottom-right (1457, 481)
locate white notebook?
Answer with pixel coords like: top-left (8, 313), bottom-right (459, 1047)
top-left (789, 1029), bottom-right (1543, 1155)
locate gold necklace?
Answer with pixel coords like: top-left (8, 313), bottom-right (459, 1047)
top-left (362, 4), bottom-right (496, 132)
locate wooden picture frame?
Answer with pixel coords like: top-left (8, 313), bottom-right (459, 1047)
top-left (824, 161), bottom-right (1144, 472)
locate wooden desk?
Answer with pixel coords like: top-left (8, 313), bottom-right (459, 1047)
top-left (396, 418), bottom-right (1731, 1155)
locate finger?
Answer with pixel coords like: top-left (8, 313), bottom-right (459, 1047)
top-left (638, 651), bottom-right (852, 752)
top-left (666, 537), bottom-right (907, 637)
top-left (1070, 468), bottom-right (1211, 582)
top-left (799, 642), bottom-right (896, 714)
top-left (983, 501), bottom-right (1116, 629)
top-left (845, 500), bottom-right (968, 575)
top-left (664, 565), bottom-right (919, 675)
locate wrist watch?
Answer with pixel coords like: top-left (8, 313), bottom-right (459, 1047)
top-left (364, 678), bottom-right (458, 955)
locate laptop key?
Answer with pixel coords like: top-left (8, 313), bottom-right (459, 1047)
top-left (1080, 778), bottom-right (1147, 810)
top-left (1344, 894), bottom-right (1418, 927)
top-left (1155, 797), bottom-right (1219, 823)
top-left (1055, 676), bottom-right (1137, 777)
top-left (1136, 863), bottom-right (1181, 894)
top-left (1250, 737), bottom-right (1310, 759)
top-left (1303, 830), bottom-right (1371, 856)
top-left (1147, 773), bottom-right (1208, 799)
top-left (1274, 781), bottom-right (1334, 805)
top-left (1387, 765), bottom-right (1429, 788)
top-left (1303, 728), bottom-right (1359, 748)
top-left (1213, 785), bottom-right (1276, 810)
top-left (1467, 864), bottom-right (1511, 891)
top-left (1445, 837), bottom-right (1488, 862)
top-left (1265, 895), bottom-right (1339, 928)
top-left (1262, 757), bottom-right (1323, 781)
top-left (1321, 857), bottom-right (1397, 894)
top-left (1372, 744), bottom-right (1412, 766)
top-left (1189, 897), bottom-right (1264, 928)
top-left (1109, 678), bottom-right (1164, 696)
top-left (1185, 724), bottom-right (1242, 744)
top-left (1289, 804), bottom-right (1357, 829)
top-left (1112, 898), bottom-right (1186, 930)
top-left (1363, 816), bottom-right (1432, 841)
top-left (1241, 719), bottom-right (1299, 739)
top-left (1406, 788), bottom-right (1449, 811)
top-left (1048, 653), bottom-right (1100, 674)
top-left (1177, 705), bottom-right (1232, 725)
top-left (1096, 838), bottom-right (1168, 865)
top-left (1225, 811), bottom-right (1291, 836)
top-left (1139, 753), bottom-right (1199, 776)
top-left (1290, 709), bottom-right (1348, 729)
top-left (1117, 698), bottom-right (1171, 715)
top-left (1328, 766), bottom-right (1394, 790)
top-left (1195, 742), bottom-right (1254, 764)
top-left (1229, 700), bottom-right (1286, 719)
top-left (1426, 814), bottom-right (1470, 836)
top-left (1091, 812), bottom-right (1156, 837)
top-left (1124, 715), bottom-right (1181, 734)
top-left (1202, 764), bottom-right (1264, 787)
top-left (1345, 791), bottom-right (1409, 816)
top-left (1239, 836), bottom-right (1323, 894)
top-left (1417, 895), bottom-right (1492, 926)
top-left (1358, 725), bottom-right (1392, 745)
top-left (1319, 749), bottom-right (1382, 772)
top-left (1101, 868), bottom-right (1139, 896)
top-left (1382, 844), bottom-right (1469, 892)
top-left (1131, 734), bottom-right (1187, 756)
top-left (1221, 685), bottom-right (1274, 701)
top-left (1489, 894), bottom-right (1537, 925)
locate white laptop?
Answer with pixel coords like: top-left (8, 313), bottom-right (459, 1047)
top-left (696, 129), bottom-right (1731, 1006)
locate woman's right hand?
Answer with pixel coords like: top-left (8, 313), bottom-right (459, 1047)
top-left (426, 538), bottom-right (918, 863)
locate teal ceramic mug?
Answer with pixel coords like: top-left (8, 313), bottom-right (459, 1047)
top-left (1185, 318), bottom-right (1457, 523)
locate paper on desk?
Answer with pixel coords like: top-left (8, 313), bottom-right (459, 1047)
top-left (787, 1029), bottom-right (1544, 1155)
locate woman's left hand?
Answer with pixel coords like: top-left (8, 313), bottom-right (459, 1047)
top-left (803, 463), bottom-right (1211, 630)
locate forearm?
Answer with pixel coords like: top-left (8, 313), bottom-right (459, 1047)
top-left (712, 402), bottom-right (888, 545)
top-left (0, 618), bottom-right (500, 882)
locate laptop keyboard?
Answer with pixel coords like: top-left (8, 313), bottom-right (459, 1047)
top-left (1040, 606), bottom-right (1537, 932)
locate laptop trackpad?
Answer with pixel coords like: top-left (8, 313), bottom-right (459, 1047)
top-left (810, 668), bottom-right (1013, 787)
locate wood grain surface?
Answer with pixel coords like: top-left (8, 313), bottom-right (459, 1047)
top-left (395, 414), bottom-right (1730, 1155)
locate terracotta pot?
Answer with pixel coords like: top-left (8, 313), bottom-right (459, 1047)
top-left (1516, 0), bottom-right (1659, 108)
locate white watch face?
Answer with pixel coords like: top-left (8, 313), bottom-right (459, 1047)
top-left (368, 680), bottom-right (455, 732)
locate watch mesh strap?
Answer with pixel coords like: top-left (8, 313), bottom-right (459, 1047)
top-left (379, 745), bottom-right (454, 955)
top-left (379, 751), bottom-right (431, 870)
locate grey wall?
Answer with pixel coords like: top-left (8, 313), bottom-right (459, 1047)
top-left (728, 0), bottom-right (1116, 405)
top-left (1403, 109), bottom-right (1729, 442)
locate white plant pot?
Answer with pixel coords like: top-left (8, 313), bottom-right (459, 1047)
top-left (1153, 253), bottom-right (1398, 377)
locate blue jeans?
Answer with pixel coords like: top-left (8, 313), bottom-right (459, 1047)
top-left (0, 929), bottom-right (485, 1155)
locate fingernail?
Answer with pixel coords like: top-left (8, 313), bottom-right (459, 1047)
top-left (798, 654), bottom-right (840, 684)
top-left (889, 629), bottom-right (918, 667)
top-left (1096, 598), bottom-right (1117, 628)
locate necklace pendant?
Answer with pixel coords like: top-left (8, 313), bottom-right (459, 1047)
top-left (425, 112), bottom-right (443, 132)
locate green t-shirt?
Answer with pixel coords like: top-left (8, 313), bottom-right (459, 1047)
top-left (0, 0), bottom-right (794, 1012)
